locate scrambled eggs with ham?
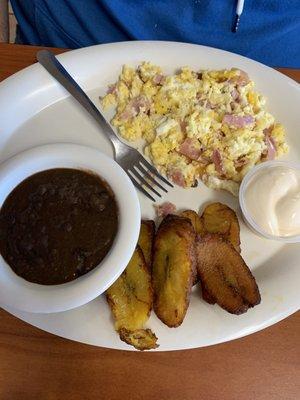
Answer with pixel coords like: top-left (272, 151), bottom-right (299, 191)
top-left (101, 62), bottom-right (288, 195)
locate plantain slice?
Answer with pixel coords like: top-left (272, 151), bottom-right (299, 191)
top-left (106, 246), bottom-right (158, 350)
top-left (201, 286), bottom-right (216, 304)
top-left (180, 210), bottom-right (205, 236)
top-left (119, 328), bottom-right (158, 351)
top-left (196, 234), bottom-right (260, 315)
top-left (200, 202), bottom-right (241, 252)
top-left (152, 215), bottom-right (196, 327)
top-left (179, 210), bottom-right (205, 286)
top-left (137, 220), bottom-right (155, 270)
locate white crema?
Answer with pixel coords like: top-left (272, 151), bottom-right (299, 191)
top-left (244, 166), bottom-right (300, 237)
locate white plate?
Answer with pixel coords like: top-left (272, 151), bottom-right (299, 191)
top-left (0, 41), bottom-right (299, 350)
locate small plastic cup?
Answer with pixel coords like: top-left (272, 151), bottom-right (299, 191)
top-left (239, 160), bottom-right (300, 243)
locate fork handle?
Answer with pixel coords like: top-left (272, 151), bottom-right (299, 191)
top-left (36, 50), bottom-right (120, 149)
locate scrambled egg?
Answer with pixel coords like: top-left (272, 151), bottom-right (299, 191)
top-left (101, 62), bottom-right (288, 195)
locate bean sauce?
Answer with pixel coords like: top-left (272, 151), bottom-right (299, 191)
top-left (0, 168), bottom-right (118, 285)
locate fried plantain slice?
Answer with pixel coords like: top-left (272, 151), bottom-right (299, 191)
top-left (196, 234), bottom-right (260, 315)
top-left (200, 202), bottom-right (241, 252)
top-left (179, 210), bottom-right (204, 285)
top-left (201, 286), bottom-right (216, 304)
top-left (180, 209), bottom-right (205, 236)
top-left (137, 220), bottom-right (155, 270)
top-left (119, 328), bottom-right (158, 351)
top-left (106, 246), bottom-right (158, 350)
top-left (152, 215), bottom-right (196, 327)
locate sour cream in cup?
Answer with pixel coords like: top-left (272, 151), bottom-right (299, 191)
top-left (239, 161), bottom-right (300, 243)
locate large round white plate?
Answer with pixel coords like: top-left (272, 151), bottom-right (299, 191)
top-left (0, 41), bottom-right (299, 351)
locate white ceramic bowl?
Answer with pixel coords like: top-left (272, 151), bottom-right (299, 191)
top-left (0, 143), bottom-right (140, 313)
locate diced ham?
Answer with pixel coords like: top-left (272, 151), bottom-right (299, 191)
top-left (153, 74), bottom-right (165, 85)
top-left (180, 120), bottom-right (187, 133)
top-left (229, 69), bottom-right (250, 86)
top-left (265, 134), bottom-right (277, 160)
top-left (235, 157), bottom-right (248, 168)
top-left (263, 126), bottom-right (277, 160)
top-left (119, 108), bottom-right (134, 121)
top-left (107, 84), bottom-right (117, 95)
top-left (155, 202), bottom-right (177, 217)
top-left (206, 101), bottom-right (216, 109)
top-left (212, 149), bottom-right (225, 175)
top-left (222, 114), bottom-right (254, 128)
top-left (237, 69), bottom-right (250, 86)
top-left (263, 126), bottom-right (273, 136)
top-left (131, 95), bottom-right (150, 114)
top-left (119, 96), bottom-right (150, 120)
top-left (243, 115), bottom-right (255, 125)
top-left (179, 138), bottom-right (202, 160)
top-left (198, 99), bottom-right (216, 109)
top-left (168, 169), bottom-right (186, 187)
top-left (231, 88), bottom-right (239, 100)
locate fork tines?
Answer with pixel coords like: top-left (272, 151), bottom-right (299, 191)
top-left (128, 159), bottom-right (173, 202)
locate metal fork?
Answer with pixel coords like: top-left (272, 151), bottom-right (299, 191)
top-left (36, 50), bottom-right (173, 201)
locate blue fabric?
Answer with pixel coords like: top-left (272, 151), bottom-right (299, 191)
top-left (11, 0), bottom-right (300, 67)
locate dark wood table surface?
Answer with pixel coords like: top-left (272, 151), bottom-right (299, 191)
top-left (0, 43), bottom-right (299, 400)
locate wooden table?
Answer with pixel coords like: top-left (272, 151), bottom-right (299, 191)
top-left (0, 43), bottom-right (299, 400)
